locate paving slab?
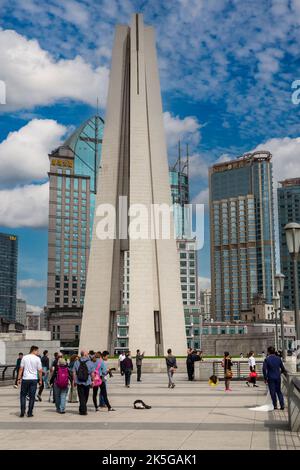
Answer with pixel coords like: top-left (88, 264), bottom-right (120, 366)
top-left (0, 373), bottom-right (299, 450)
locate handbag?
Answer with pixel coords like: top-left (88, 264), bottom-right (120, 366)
top-left (249, 371), bottom-right (258, 378)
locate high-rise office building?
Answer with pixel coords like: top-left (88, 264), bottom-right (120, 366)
top-left (278, 178), bottom-right (300, 309)
top-left (209, 151), bottom-right (276, 321)
top-left (0, 232), bottom-right (18, 321)
top-left (16, 298), bottom-right (26, 326)
top-left (46, 115), bottom-right (104, 345)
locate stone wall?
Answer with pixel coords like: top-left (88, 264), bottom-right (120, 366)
top-left (201, 332), bottom-right (275, 356)
top-left (0, 336), bottom-right (60, 365)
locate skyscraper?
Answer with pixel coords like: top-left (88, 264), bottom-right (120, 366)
top-left (209, 151), bottom-right (276, 321)
top-left (0, 232), bottom-right (18, 321)
top-left (47, 115), bottom-right (104, 345)
top-left (80, 14), bottom-right (187, 355)
top-left (278, 178), bottom-right (300, 309)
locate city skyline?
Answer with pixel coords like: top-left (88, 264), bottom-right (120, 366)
top-left (1, 1), bottom-right (300, 311)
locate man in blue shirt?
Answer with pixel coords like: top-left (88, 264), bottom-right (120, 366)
top-left (73, 350), bottom-right (94, 415)
top-left (263, 346), bottom-right (287, 410)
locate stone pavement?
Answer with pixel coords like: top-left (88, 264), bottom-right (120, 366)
top-left (0, 373), bottom-right (299, 450)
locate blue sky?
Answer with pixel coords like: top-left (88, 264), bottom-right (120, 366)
top-left (1, 0), bottom-right (300, 309)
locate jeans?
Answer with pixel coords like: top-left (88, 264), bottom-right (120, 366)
top-left (187, 363), bottom-right (194, 381)
top-left (125, 369), bottom-right (132, 386)
top-left (77, 384), bottom-right (90, 414)
top-left (68, 383), bottom-right (78, 402)
top-left (167, 368), bottom-right (174, 386)
top-left (92, 386), bottom-right (100, 410)
top-left (54, 385), bottom-right (69, 412)
top-left (99, 381), bottom-right (111, 409)
top-left (42, 368), bottom-right (49, 388)
top-left (20, 379), bottom-right (38, 415)
top-left (137, 365), bottom-right (142, 381)
top-left (268, 378), bottom-right (284, 408)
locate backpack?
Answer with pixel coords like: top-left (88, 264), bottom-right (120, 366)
top-left (77, 359), bottom-right (89, 382)
top-left (55, 365), bottom-right (69, 389)
top-left (92, 360), bottom-right (102, 387)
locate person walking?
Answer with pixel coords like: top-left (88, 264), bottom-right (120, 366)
top-left (54, 357), bottom-right (71, 413)
top-left (73, 350), bottom-right (94, 415)
top-left (136, 350), bottom-right (144, 382)
top-left (123, 351), bottom-right (133, 388)
top-left (14, 353), bottom-right (23, 388)
top-left (186, 348), bottom-right (194, 381)
top-left (68, 354), bottom-right (79, 403)
top-left (166, 349), bottom-right (177, 389)
top-left (263, 346), bottom-right (286, 410)
top-left (17, 345), bottom-right (43, 418)
top-left (99, 351), bottom-right (115, 411)
top-left (91, 352), bottom-right (102, 411)
top-left (41, 350), bottom-right (50, 389)
top-left (222, 352), bottom-right (233, 392)
top-left (119, 351), bottom-right (126, 376)
top-left (246, 351), bottom-right (258, 388)
top-left (50, 352), bottom-right (62, 403)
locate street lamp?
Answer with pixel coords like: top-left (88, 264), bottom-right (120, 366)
top-left (272, 294), bottom-right (280, 351)
top-left (275, 273), bottom-right (286, 360)
top-left (284, 222), bottom-right (300, 372)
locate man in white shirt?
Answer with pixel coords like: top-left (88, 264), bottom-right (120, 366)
top-left (17, 345), bottom-right (43, 417)
top-left (118, 352), bottom-right (126, 376)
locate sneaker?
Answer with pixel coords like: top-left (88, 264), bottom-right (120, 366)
top-left (27, 413), bottom-right (34, 418)
top-left (60, 411), bottom-right (66, 414)
top-left (37, 395), bottom-right (42, 402)
top-left (253, 385), bottom-right (259, 388)
top-left (95, 407), bottom-right (99, 412)
top-left (273, 407), bottom-right (278, 410)
top-left (280, 407), bottom-right (285, 410)
top-left (19, 413), bottom-right (24, 418)
top-left (108, 408), bottom-right (116, 412)
top-left (246, 382), bottom-right (250, 387)
top-left (171, 384), bottom-right (175, 388)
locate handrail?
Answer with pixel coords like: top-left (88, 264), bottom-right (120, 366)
top-left (0, 365), bottom-right (16, 381)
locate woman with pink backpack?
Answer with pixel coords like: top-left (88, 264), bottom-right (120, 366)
top-left (91, 352), bottom-right (103, 411)
top-left (54, 357), bottom-right (71, 414)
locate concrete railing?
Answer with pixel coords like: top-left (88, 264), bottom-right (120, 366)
top-left (283, 371), bottom-right (300, 433)
top-left (194, 360), bottom-right (265, 381)
top-left (0, 365), bottom-right (16, 386)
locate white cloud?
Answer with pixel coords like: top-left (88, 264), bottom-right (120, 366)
top-left (163, 112), bottom-right (202, 153)
top-left (0, 29), bottom-right (109, 110)
top-left (26, 304), bottom-right (43, 314)
top-left (19, 279), bottom-right (47, 288)
top-left (0, 119), bottom-right (67, 186)
top-left (198, 276), bottom-right (211, 290)
top-left (0, 182), bottom-right (49, 228)
top-left (192, 188), bottom-right (209, 206)
top-left (254, 137), bottom-right (300, 183)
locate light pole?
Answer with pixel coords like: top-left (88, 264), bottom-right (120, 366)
top-left (284, 222), bottom-right (300, 372)
top-left (275, 273), bottom-right (286, 360)
top-left (272, 294), bottom-right (280, 351)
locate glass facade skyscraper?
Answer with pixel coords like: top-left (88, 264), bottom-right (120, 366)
top-left (209, 152), bottom-right (276, 321)
top-left (47, 115), bottom-right (104, 344)
top-left (278, 178), bottom-right (300, 309)
top-left (0, 232), bottom-right (18, 321)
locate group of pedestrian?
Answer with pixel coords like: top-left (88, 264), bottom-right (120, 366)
top-left (118, 349), bottom-right (145, 387)
top-left (220, 347), bottom-right (286, 410)
top-left (16, 346), bottom-right (116, 417)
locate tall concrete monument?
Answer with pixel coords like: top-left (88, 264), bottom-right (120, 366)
top-left (80, 14), bottom-right (187, 355)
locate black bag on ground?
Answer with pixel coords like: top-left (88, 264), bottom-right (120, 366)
top-left (133, 399), bottom-right (151, 409)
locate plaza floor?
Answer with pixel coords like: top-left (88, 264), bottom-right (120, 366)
top-left (0, 373), bottom-right (299, 450)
